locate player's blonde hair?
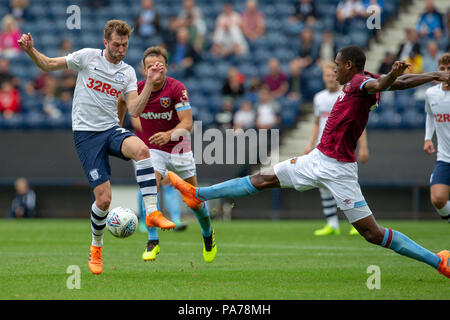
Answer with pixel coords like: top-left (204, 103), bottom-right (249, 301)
top-left (321, 61), bottom-right (336, 72)
top-left (104, 20), bottom-right (132, 40)
top-left (438, 53), bottom-right (450, 66)
top-left (142, 46), bottom-right (168, 66)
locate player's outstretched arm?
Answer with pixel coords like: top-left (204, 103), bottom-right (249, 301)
top-left (18, 33), bottom-right (67, 72)
top-left (389, 71), bottom-right (450, 91)
top-left (365, 61), bottom-right (410, 93)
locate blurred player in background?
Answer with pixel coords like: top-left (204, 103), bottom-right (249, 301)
top-left (118, 46), bottom-right (216, 263)
top-left (168, 46), bottom-right (450, 279)
top-left (423, 53), bottom-right (450, 223)
top-left (304, 61), bottom-right (368, 236)
top-left (18, 20), bottom-right (175, 275)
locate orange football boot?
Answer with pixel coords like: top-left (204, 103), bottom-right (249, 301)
top-left (167, 171), bottom-right (202, 209)
top-left (437, 250), bottom-right (450, 278)
top-left (146, 210), bottom-right (175, 230)
top-left (88, 245), bottom-right (103, 275)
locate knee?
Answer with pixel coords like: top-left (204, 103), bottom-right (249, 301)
top-left (250, 172), bottom-right (279, 189)
top-left (431, 193), bottom-right (447, 209)
top-left (96, 191), bottom-right (111, 211)
top-left (135, 144), bottom-right (150, 161)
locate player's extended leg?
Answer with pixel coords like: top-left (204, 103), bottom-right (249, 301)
top-left (121, 136), bottom-right (175, 230)
top-left (168, 168), bottom-right (280, 208)
top-left (430, 184), bottom-right (450, 223)
top-left (314, 188), bottom-right (340, 236)
top-left (88, 180), bottom-right (112, 275)
top-left (350, 209), bottom-right (450, 278)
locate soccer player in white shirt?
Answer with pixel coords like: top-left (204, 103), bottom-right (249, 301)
top-left (18, 20), bottom-right (176, 275)
top-left (303, 61), bottom-right (369, 236)
top-left (424, 53), bottom-right (450, 223)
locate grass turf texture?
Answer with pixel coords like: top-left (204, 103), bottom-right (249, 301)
top-left (0, 219), bottom-right (449, 300)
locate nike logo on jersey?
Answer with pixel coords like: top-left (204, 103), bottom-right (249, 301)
top-left (140, 110), bottom-right (173, 121)
top-left (86, 77), bottom-right (121, 98)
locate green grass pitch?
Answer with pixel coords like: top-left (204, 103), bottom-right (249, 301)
top-left (0, 219), bottom-right (449, 300)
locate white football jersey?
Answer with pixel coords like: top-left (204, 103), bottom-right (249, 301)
top-left (425, 83), bottom-right (450, 163)
top-left (66, 48), bottom-right (137, 131)
top-left (313, 88), bottom-right (341, 143)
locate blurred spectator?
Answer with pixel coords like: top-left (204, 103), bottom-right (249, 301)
top-left (241, 0), bottom-right (265, 42)
top-left (292, 28), bottom-right (319, 71)
top-left (57, 69), bottom-right (76, 97)
top-left (336, 0), bottom-right (365, 34)
top-left (169, 27), bottom-right (201, 77)
top-left (215, 97), bottom-right (234, 130)
top-left (318, 30), bottom-right (337, 64)
top-left (0, 15), bottom-right (22, 58)
top-left (222, 67), bottom-right (245, 100)
top-left (215, 2), bottom-right (242, 31)
top-left (416, 0), bottom-right (445, 40)
top-left (255, 86), bottom-right (280, 130)
top-left (9, 0), bottom-right (30, 25)
top-left (0, 81), bottom-right (21, 118)
top-left (246, 76), bottom-right (262, 104)
top-left (134, 0), bottom-right (161, 41)
top-left (377, 51), bottom-right (395, 75)
top-left (233, 100), bottom-right (255, 130)
top-left (42, 75), bottom-right (63, 119)
top-left (263, 58), bottom-right (289, 100)
top-left (211, 20), bottom-right (248, 57)
top-left (162, 15), bottom-right (179, 58)
top-left (178, 0), bottom-right (206, 53)
top-left (363, 0), bottom-right (383, 43)
top-left (287, 59), bottom-right (302, 102)
top-left (288, 0), bottom-right (318, 27)
top-left (405, 51), bottom-right (423, 74)
top-left (396, 28), bottom-right (421, 61)
top-left (7, 178), bottom-right (36, 219)
top-left (0, 57), bottom-right (20, 88)
top-left (422, 41), bottom-right (442, 73)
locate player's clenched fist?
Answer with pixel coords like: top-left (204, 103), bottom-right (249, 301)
top-left (390, 60), bottom-right (410, 77)
top-left (434, 71), bottom-right (450, 84)
top-left (424, 140), bottom-right (435, 155)
top-left (18, 32), bottom-right (34, 52)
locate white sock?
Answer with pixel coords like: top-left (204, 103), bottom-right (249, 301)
top-left (91, 202), bottom-right (108, 247)
top-left (435, 201), bottom-right (450, 222)
top-left (326, 215), bottom-right (339, 229)
top-left (135, 158), bottom-right (158, 215)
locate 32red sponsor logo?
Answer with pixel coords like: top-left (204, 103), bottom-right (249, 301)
top-left (434, 114), bottom-right (450, 122)
top-left (86, 78), bottom-right (121, 97)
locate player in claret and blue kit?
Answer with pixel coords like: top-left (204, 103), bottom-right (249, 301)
top-left (168, 46), bottom-right (450, 279)
top-left (119, 46), bottom-right (216, 263)
top-left (18, 20), bottom-right (175, 275)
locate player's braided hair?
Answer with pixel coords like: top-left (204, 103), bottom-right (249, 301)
top-left (104, 20), bottom-right (132, 40)
top-left (142, 46), bottom-right (168, 66)
top-left (438, 53), bottom-right (450, 66)
top-left (339, 46), bottom-right (366, 72)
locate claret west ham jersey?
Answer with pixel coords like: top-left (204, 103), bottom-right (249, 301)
top-left (66, 48), bottom-right (137, 131)
top-left (317, 71), bottom-right (380, 162)
top-left (137, 77), bottom-right (192, 153)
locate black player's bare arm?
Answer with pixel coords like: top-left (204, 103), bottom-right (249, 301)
top-left (18, 33), bottom-right (67, 71)
top-left (365, 61), bottom-right (410, 93)
top-left (388, 71), bottom-right (450, 91)
top-left (149, 109), bottom-right (194, 146)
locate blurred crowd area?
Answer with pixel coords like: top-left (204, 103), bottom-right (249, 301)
top-left (0, 0), bottom-right (448, 131)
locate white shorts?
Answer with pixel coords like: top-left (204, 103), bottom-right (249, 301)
top-left (149, 149), bottom-right (197, 180)
top-left (273, 148), bottom-right (372, 222)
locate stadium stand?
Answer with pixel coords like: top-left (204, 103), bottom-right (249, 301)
top-left (0, 0), bottom-right (428, 131)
